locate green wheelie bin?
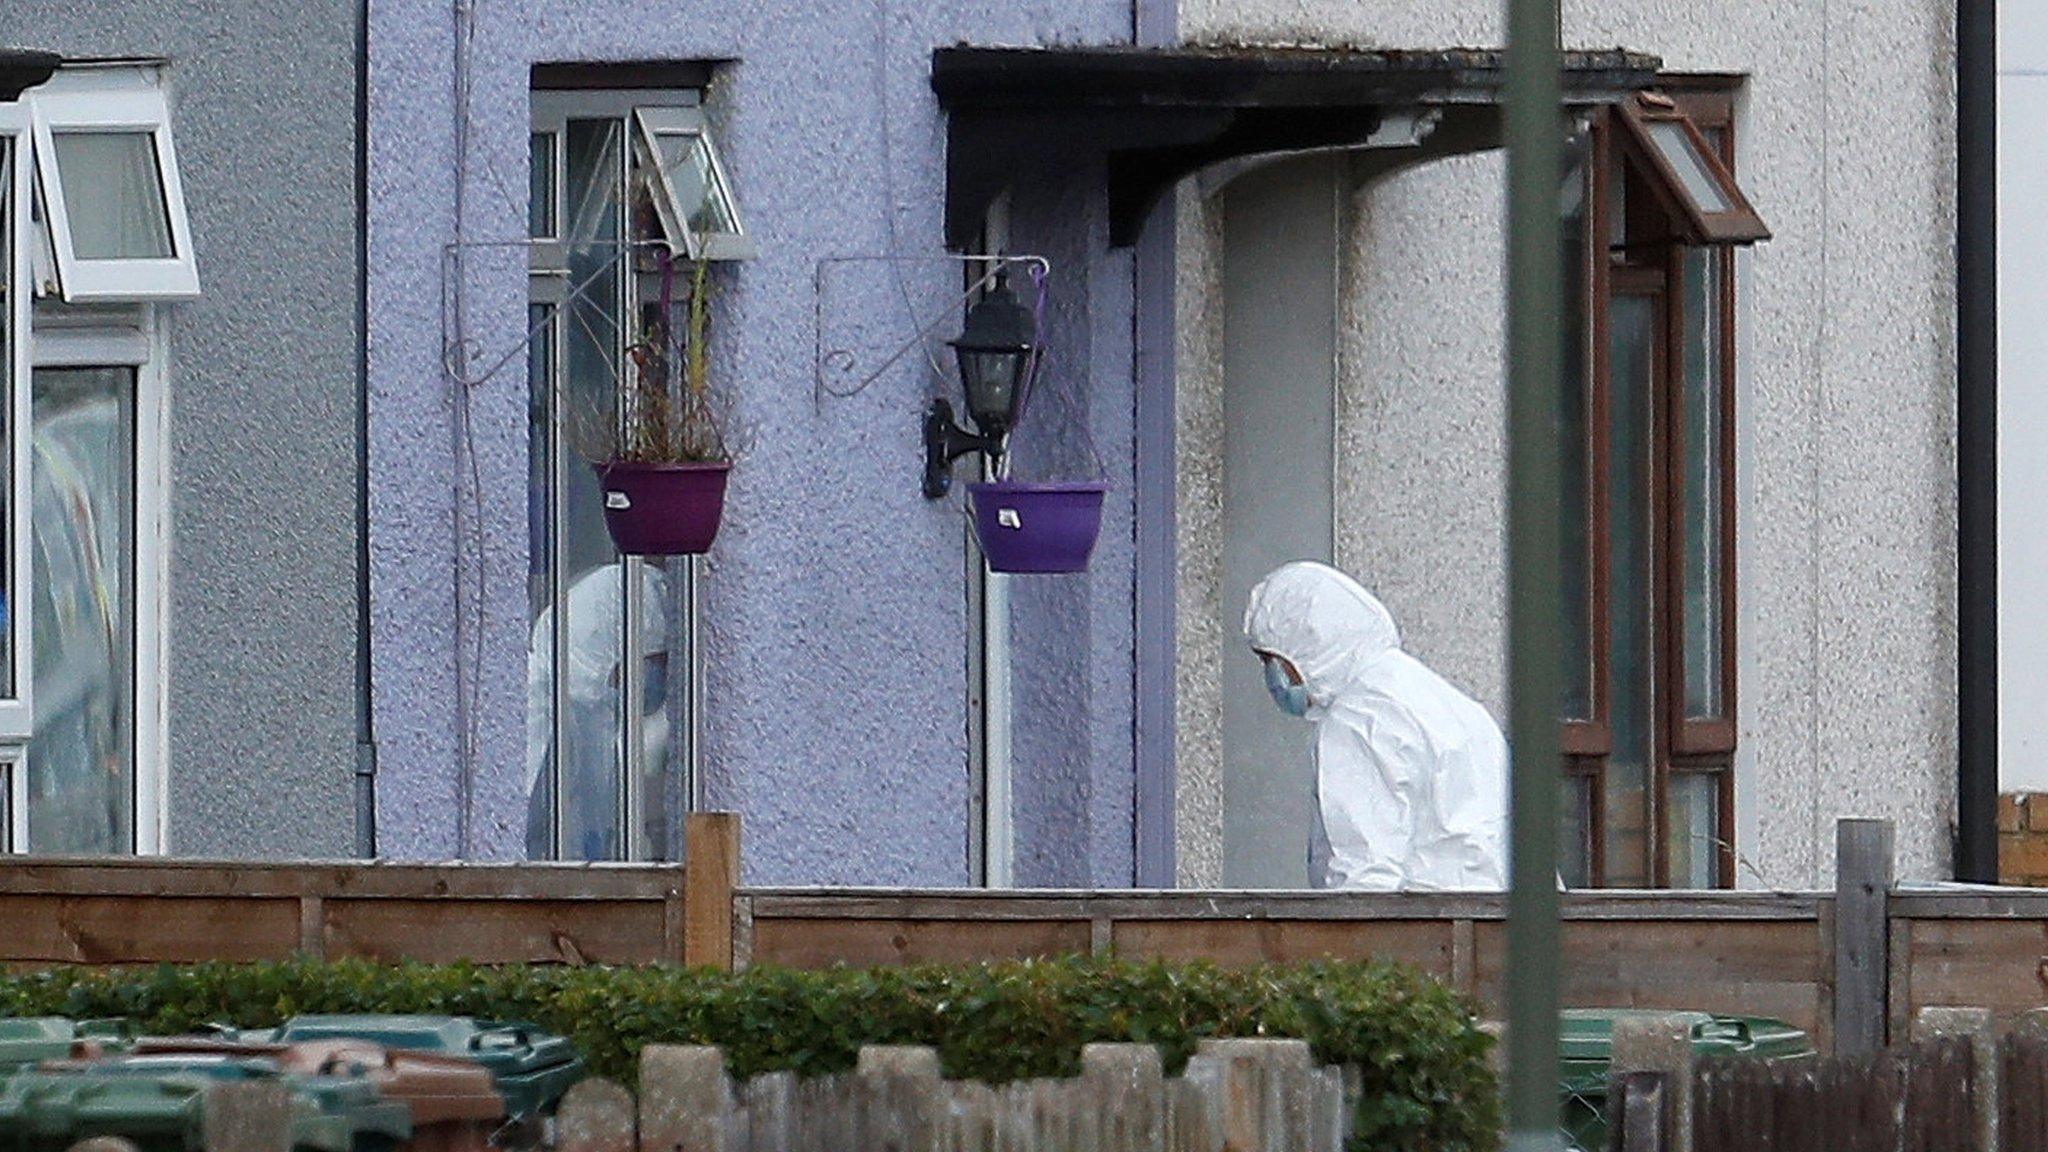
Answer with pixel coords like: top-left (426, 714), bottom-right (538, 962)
top-left (1557, 1009), bottom-right (1814, 1152)
top-left (260, 1016), bottom-right (583, 1123)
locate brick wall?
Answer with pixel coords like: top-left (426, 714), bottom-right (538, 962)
top-left (1999, 793), bottom-right (2048, 884)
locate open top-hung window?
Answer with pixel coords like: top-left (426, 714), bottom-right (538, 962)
top-left (1561, 84), bottom-right (1768, 891)
top-left (28, 69), bottom-right (198, 302)
top-left (629, 107), bottom-right (752, 261)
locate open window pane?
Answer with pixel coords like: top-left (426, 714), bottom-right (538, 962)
top-left (27, 365), bottom-right (136, 854)
top-left (52, 132), bottom-right (174, 260)
top-left (1615, 96), bottom-right (1768, 246)
top-left (29, 74), bottom-right (200, 301)
top-left (631, 107), bottom-right (752, 260)
top-left (1644, 122), bottom-right (1731, 214)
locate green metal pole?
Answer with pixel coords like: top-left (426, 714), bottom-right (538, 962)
top-left (1503, 0), bottom-right (1564, 1148)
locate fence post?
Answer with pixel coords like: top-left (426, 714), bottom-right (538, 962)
top-left (1612, 1013), bottom-right (1695, 1152)
top-left (1186, 1037), bottom-right (1334, 1152)
top-left (640, 1044), bottom-right (739, 1152)
top-left (1835, 818), bottom-right (1894, 1056)
top-left (555, 1077), bottom-right (638, 1152)
top-left (1082, 1043), bottom-right (1167, 1152)
top-left (855, 1046), bottom-right (941, 1152)
top-left (1913, 1007), bottom-right (1997, 1152)
top-left (683, 812), bottom-right (741, 970)
top-left (200, 1081), bottom-right (293, 1152)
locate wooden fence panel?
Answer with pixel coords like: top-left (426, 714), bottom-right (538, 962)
top-left (321, 897), bottom-right (669, 965)
top-left (1685, 1042), bottom-right (1987, 1152)
top-left (1110, 918), bottom-right (1453, 971)
top-left (2010, 1034), bottom-right (2048, 1152)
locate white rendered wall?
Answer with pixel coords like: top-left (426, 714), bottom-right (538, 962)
top-left (1175, 0), bottom-right (1958, 887)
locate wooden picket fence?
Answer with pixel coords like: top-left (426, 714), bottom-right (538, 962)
top-left (1608, 1008), bottom-right (2048, 1152)
top-left (153, 1039), bottom-right (1348, 1152)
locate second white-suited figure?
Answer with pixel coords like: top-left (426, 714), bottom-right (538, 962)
top-left (1245, 561), bottom-right (1509, 891)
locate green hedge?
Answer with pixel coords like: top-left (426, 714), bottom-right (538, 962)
top-left (0, 957), bottom-right (1498, 1152)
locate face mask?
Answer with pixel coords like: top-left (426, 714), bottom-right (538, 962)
top-left (1263, 657), bottom-right (1311, 718)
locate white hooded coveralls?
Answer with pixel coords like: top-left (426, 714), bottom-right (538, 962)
top-left (1244, 561), bottom-right (1509, 891)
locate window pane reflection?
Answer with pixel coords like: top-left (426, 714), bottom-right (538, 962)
top-left (1646, 122), bottom-right (1732, 214)
top-left (27, 366), bottom-right (135, 854)
top-left (53, 132), bottom-right (174, 260)
top-left (1666, 772), bottom-right (1722, 887)
top-left (1681, 250), bottom-right (1727, 719)
top-left (1603, 295), bottom-right (1655, 886)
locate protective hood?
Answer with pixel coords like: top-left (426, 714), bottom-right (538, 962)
top-left (1244, 561), bottom-right (1401, 715)
top-left (1243, 561), bottom-right (1508, 892)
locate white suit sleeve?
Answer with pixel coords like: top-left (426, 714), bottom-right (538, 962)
top-left (1315, 708), bottom-right (1427, 890)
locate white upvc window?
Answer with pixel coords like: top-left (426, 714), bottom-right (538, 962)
top-left (0, 103), bottom-right (35, 757)
top-left (630, 107), bottom-right (753, 262)
top-left (526, 88), bottom-right (747, 862)
top-left (18, 308), bottom-right (167, 856)
top-left (28, 67), bottom-right (199, 302)
top-left (0, 62), bottom-right (186, 855)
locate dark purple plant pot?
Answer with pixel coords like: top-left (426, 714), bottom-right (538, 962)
top-left (967, 480), bottom-right (1108, 574)
top-left (597, 460), bottom-right (731, 555)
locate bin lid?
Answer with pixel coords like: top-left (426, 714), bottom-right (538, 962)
top-left (272, 1015), bottom-right (582, 1117)
top-left (1557, 1009), bottom-right (1814, 1091)
top-left (0, 1017), bottom-right (84, 1070)
top-left (135, 1035), bottom-right (507, 1125)
top-left (35, 1054), bottom-right (412, 1149)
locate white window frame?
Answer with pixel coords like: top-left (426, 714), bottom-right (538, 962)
top-left (0, 107), bottom-right (34, 750)
top-left (630, 106), bottom-right (754, 262)
top-left (0, 105), bottom-right (31, 817)
top-left (18, 307), bottom-right (169, 855)
top-left (28, 67), bottom-right (200, 303)
top-left (528, 89), bottom-right (708, 862)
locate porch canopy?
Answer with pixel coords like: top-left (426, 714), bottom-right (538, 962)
top-left (0, 49), bottom-right (61, 102)
top-left (931, 45), bottom-right (1661, 247)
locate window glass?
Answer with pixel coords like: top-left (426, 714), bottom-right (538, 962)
top-left (51, 132), bottom-right (174, 260)
top-left (1603, 294), bottom-right (1656, 887)
top-left (525, 112), bottom-right (692, 863)
top-left (1561, 773), bottom-right (1593, 887)
top-left (650, 131), bottom-right (737, 238)
top-left (1645, 121), bottom-right (1732, 215)
top-left (1681, 250), bottom-right (1727, 719)
top-left (1560, 154), bottom-right (1593, 722)
top-left (1666, 771), bottom-right (1721, 887)
top-left (26, 365), bottom-right (135, 854)
top-left (529, 132), bottom-right (557, 240)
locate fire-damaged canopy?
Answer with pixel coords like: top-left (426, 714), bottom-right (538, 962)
top-left (930, 45), bottom-right (1662, 247)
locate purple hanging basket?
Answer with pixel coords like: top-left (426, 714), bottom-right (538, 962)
top-left (597, 460), bottom-right (731, 556)
top-left (967, 480), bottom-right (1108, 574)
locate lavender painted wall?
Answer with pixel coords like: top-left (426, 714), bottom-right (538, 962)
top-left (367, 0), bottom-right (1141, 882)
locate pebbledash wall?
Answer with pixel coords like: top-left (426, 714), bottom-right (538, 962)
top-left (7, 1), bottom-right (363, 858)
top-left (365, 0), bottom-right (1144, 882)
top-left (1171, 0), bottom-right (1959, 887)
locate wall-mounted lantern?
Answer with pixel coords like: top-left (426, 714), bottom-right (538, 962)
top-left (922, 271), bottom-right (1036, 499)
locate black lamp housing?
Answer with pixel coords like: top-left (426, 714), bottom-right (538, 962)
top-left (923, 272), bottom-right (1038, 499)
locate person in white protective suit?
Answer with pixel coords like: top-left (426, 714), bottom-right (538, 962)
top-left (525, 562), bottom-right (672, 861)
top-left (1243, 561), bottom-right (1509, 891)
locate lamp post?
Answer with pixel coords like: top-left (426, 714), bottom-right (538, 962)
top-left (1503, 0), bottom-right (1565, 1149)
top-left (922, 272), bottom-right (1037, 498)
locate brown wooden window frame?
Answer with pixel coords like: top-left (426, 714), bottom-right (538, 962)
top-left (1566, 80), bottom-right (1758, 890)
